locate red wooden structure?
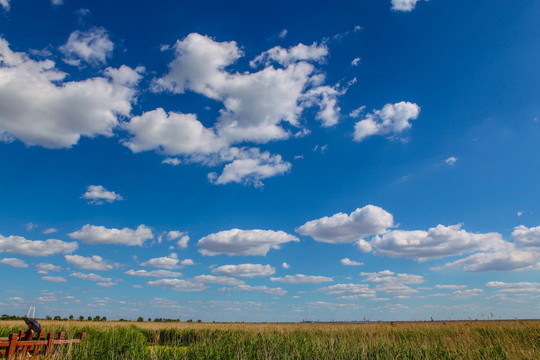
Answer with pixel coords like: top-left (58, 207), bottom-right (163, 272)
top-left (0, 330), bottom-right (86, 359)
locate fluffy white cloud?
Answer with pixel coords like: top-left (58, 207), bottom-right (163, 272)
top-left (250, 43), bottom-right (328, 67)
top-left (0, 0), bottom-right (9, 11)
top-left (147, 279), bottom-right (208, 292)
top-left (35, 263), bottom-right (61, 274)
top-left (341, 258), bottom-right (364, 266)
top-left (371, 224), bottom-right (508, 261)
top-left (270, 274), bottom-right (333, 284)
top-left (211, 264), bottom-right (275, 278)
top-left (123, 108), bottom-right (225, 155)
top-left (140, 253), bottom-right (179, 269)
top-left (512, 225), bottom-right (540, 247)
top-left (296, 205), bottom-right (393, 244)
top-left (319, 283), bottom-right (375, 297)
top-left (282, 262), bottom-right (290, 269)
top-left (68, 224), bottom-right (153, 246)
top-left (445, 157), bottom-right (458, 166)
top-left (486, 281), bottom-right (540, 289)
top-left (180, 259), bottom-right (195, 266)
top-left (391, 0), bottom-right (422, 12)
top-left (41, 276), bottom-right (67, 283)
top-left (64, 254), bottom-right (114, 271)
top-left (60, 28), bottom-right (114, 66)
top-left (42, 228), bottom-right (57, 235)
top-left (82, 185), bottom-right (123, 204)
top-left (354, 102), bottom-right (420, 142)
top-left (438, 249), bottom-right (539, 272)
top-left (198, 229), bottom-right (299, 256)
top-left (360, 270), bottom-right (424, 284)
top-left (208, 149), bottom-right (291, 187)
top-left (224, 285), bottom-right (287, 296)
top-left (193, 275), bottom-right (245, 285)
top-left (0, 258), bottom-right (28, 268)
top-left (0, 38), bottom-right (141, 148)
top-left (435, 285), bottom-right (467, 290)
top-left (125, 269), bottom-right (183, 278)
top-left (0, 234), bottom-right (77, 256)
top-left (70, 272), bottom-right (111, 282)
top-left (97, 282), bottom-right (118, 287)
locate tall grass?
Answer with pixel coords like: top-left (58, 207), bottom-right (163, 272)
top-left (1, 320), bottom-right (538, 359)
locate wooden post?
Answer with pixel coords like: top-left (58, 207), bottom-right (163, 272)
top-left (46, 332), bottom-right (55, 355)
top-left (6, 333), bottom-right (18, 360)
top-left (31, 332), bottom-right (45, 360)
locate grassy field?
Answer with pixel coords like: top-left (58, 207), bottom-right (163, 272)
top-left (1, 320), bottom-right (538, 359)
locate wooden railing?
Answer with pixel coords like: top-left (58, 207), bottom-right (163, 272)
top-left (0, 330), bottom-right (86, 359)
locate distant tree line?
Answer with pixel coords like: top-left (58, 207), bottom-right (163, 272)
top-left (2, 314), bottom-right (185, 322)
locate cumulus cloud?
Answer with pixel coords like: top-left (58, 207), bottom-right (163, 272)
top-left (270, 274), bottom-right (333, 284)
top-left (353, 102), bottom-right (420, 142)
top-left (60, 28), bottom-right (114, 66)
top-left (296, 205), bottom-right (393, 244)
top-left (68, 224), bottom-right (153, 246)
top-left (64, 254), bottom-right (114, 271)
top-left (211, 264), bottom-right (275, 278)
top-left (0, 0), bottom-right (9, 11)
top-left (147, 279), bottom-right (208, 292)
top-left (391, 0), bottom-right (423, 12)
top-left (371, 224), bottom-right (508, 261)
top-left (341, 258), bottom-right (364, 266)
top-left (208, 149), bottom-right (291, 187)
top-left (41, 276), bottom-right (67, 283)
top-left (193, 275), bottom-right (245, 285)
top-left (198, 229), bottom-right (299, 256)
top-left (70, 272), bottom-right (111, 282)
top-left (435, 285), bottom-right (467, 290)
top-left (437, 249), bottom-right (539, 272)
top-left (223, 285), bottom-right (287, 296)
top-left (282, 262), bottom-right (290, 269)
top-left (250, 42), bottom-right (328, 67)
top-left (0, 258), bottom-right (28, 268)
top-left (319, 283), bottom-right (375, 298)
top-left (360, 270), bottom-right (424, 294)
top-left (81, 185), bottom-right (123, 205)
top-left (0, 234), bottom-right (77, 256)
top-left (0, 38), bottom-right (141, 148)
top-left (125, 269), bottom-right (183, 278)
top-left (35, 263), bottom-right (61, 274)
top-left (445, 157), bottom-right (458, 166)
top-left (140, 253), bottom-right (179, 269)
top-left (42, 228), bottom-right (57, 235)
top-left (512, 225), bottom-right (540, 247)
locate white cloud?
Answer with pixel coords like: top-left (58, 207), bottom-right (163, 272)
top-left (147, 279), bottom-right (208, 292)
top-left (60, 28), bottom-right (114, 66)
top-left (140, 253), bottom-right (179, 269)
top-left (341, 258), bottom-right (364, 266)
top-left (360, 270), bottom-right (424, 294)
top-left (486, 281), bottom-right (540, 289)
top-left (162, 157), bottom-right (181, 166)
top-left (445, 157), bottom-right (458, 166)
top-left (0, 0), bottom-right (9, 11)
top-left (125, 269), bottom-right (183, 278)
top-left (224, 285), bottom-right (287, 296)
top-left (64, 255), bottom-right (114, 271)
top-left (282, 262), bottom-right (290, 269)
top-left (209, 149), bottom-right (291, 187)
top-left (0, 258), bottom-right (28, 268)
top-left (278, 29), bottom-right (288, 39)
top-left (70, 272), bottom-right (111, 282)
top-left (452, 289), bottom-right (483, 299)
top-left (198, 229), bottom-right (299, 256)
top-left (270, 274), bottom-right (333, 284)
top-left (42, 228), bottom-right (57, 235)
top-left (180, 259), bottom-right (195, 266)
top-left (51, 0), bottom-right (63, 5)
top-left (296, 205), bottom-right (393, 244)
top-left (81, 185), bottom-right (123, 204)
top-left (0, 38), bottom-right (141, 148)
top-left (0, 234), bottom-right (77, 256)
top-left (250, 42), bottom-right (328, 67)
top-left (35, 263), bottom-right (61, 274)
top-left (349, 106), bottom-right (365, 118)
top-left (319, 283), bottom-right (375, 297)
top-left (68, 224), bottom-right (153, 246)
top-left (351, 58), bottom-right (361, 66)
top-left (25, 222), bottom-right (37, 231)
top-left (177, 236), bottom-right (190, 249)
top-left (193, 275), bottom-right (245, 285)
top-left (371, 224), bottom-right (508, 261)
top-left (512, 225), bottom-right (540, 247)
top-left (41, 276), bottom-right (67, 283)
top-left (97, 282), bottom-right (118, 287)
top-left (391, 0), bottom-right (422, 12)
top-left (438, 249), bottom-right (539, 272)
top-left (353, 102), bottom-right (420, 142)
top-left (211, 264), bottom-right (275, 278)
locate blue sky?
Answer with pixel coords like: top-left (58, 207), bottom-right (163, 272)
top-left (1, 0), bottom-right (539, 322)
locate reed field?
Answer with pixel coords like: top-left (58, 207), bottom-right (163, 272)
top-left (1, 320), bottom-right (539, 359)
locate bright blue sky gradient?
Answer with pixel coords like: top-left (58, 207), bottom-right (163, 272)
top-left (0, 0), bottom-right (539, 321)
